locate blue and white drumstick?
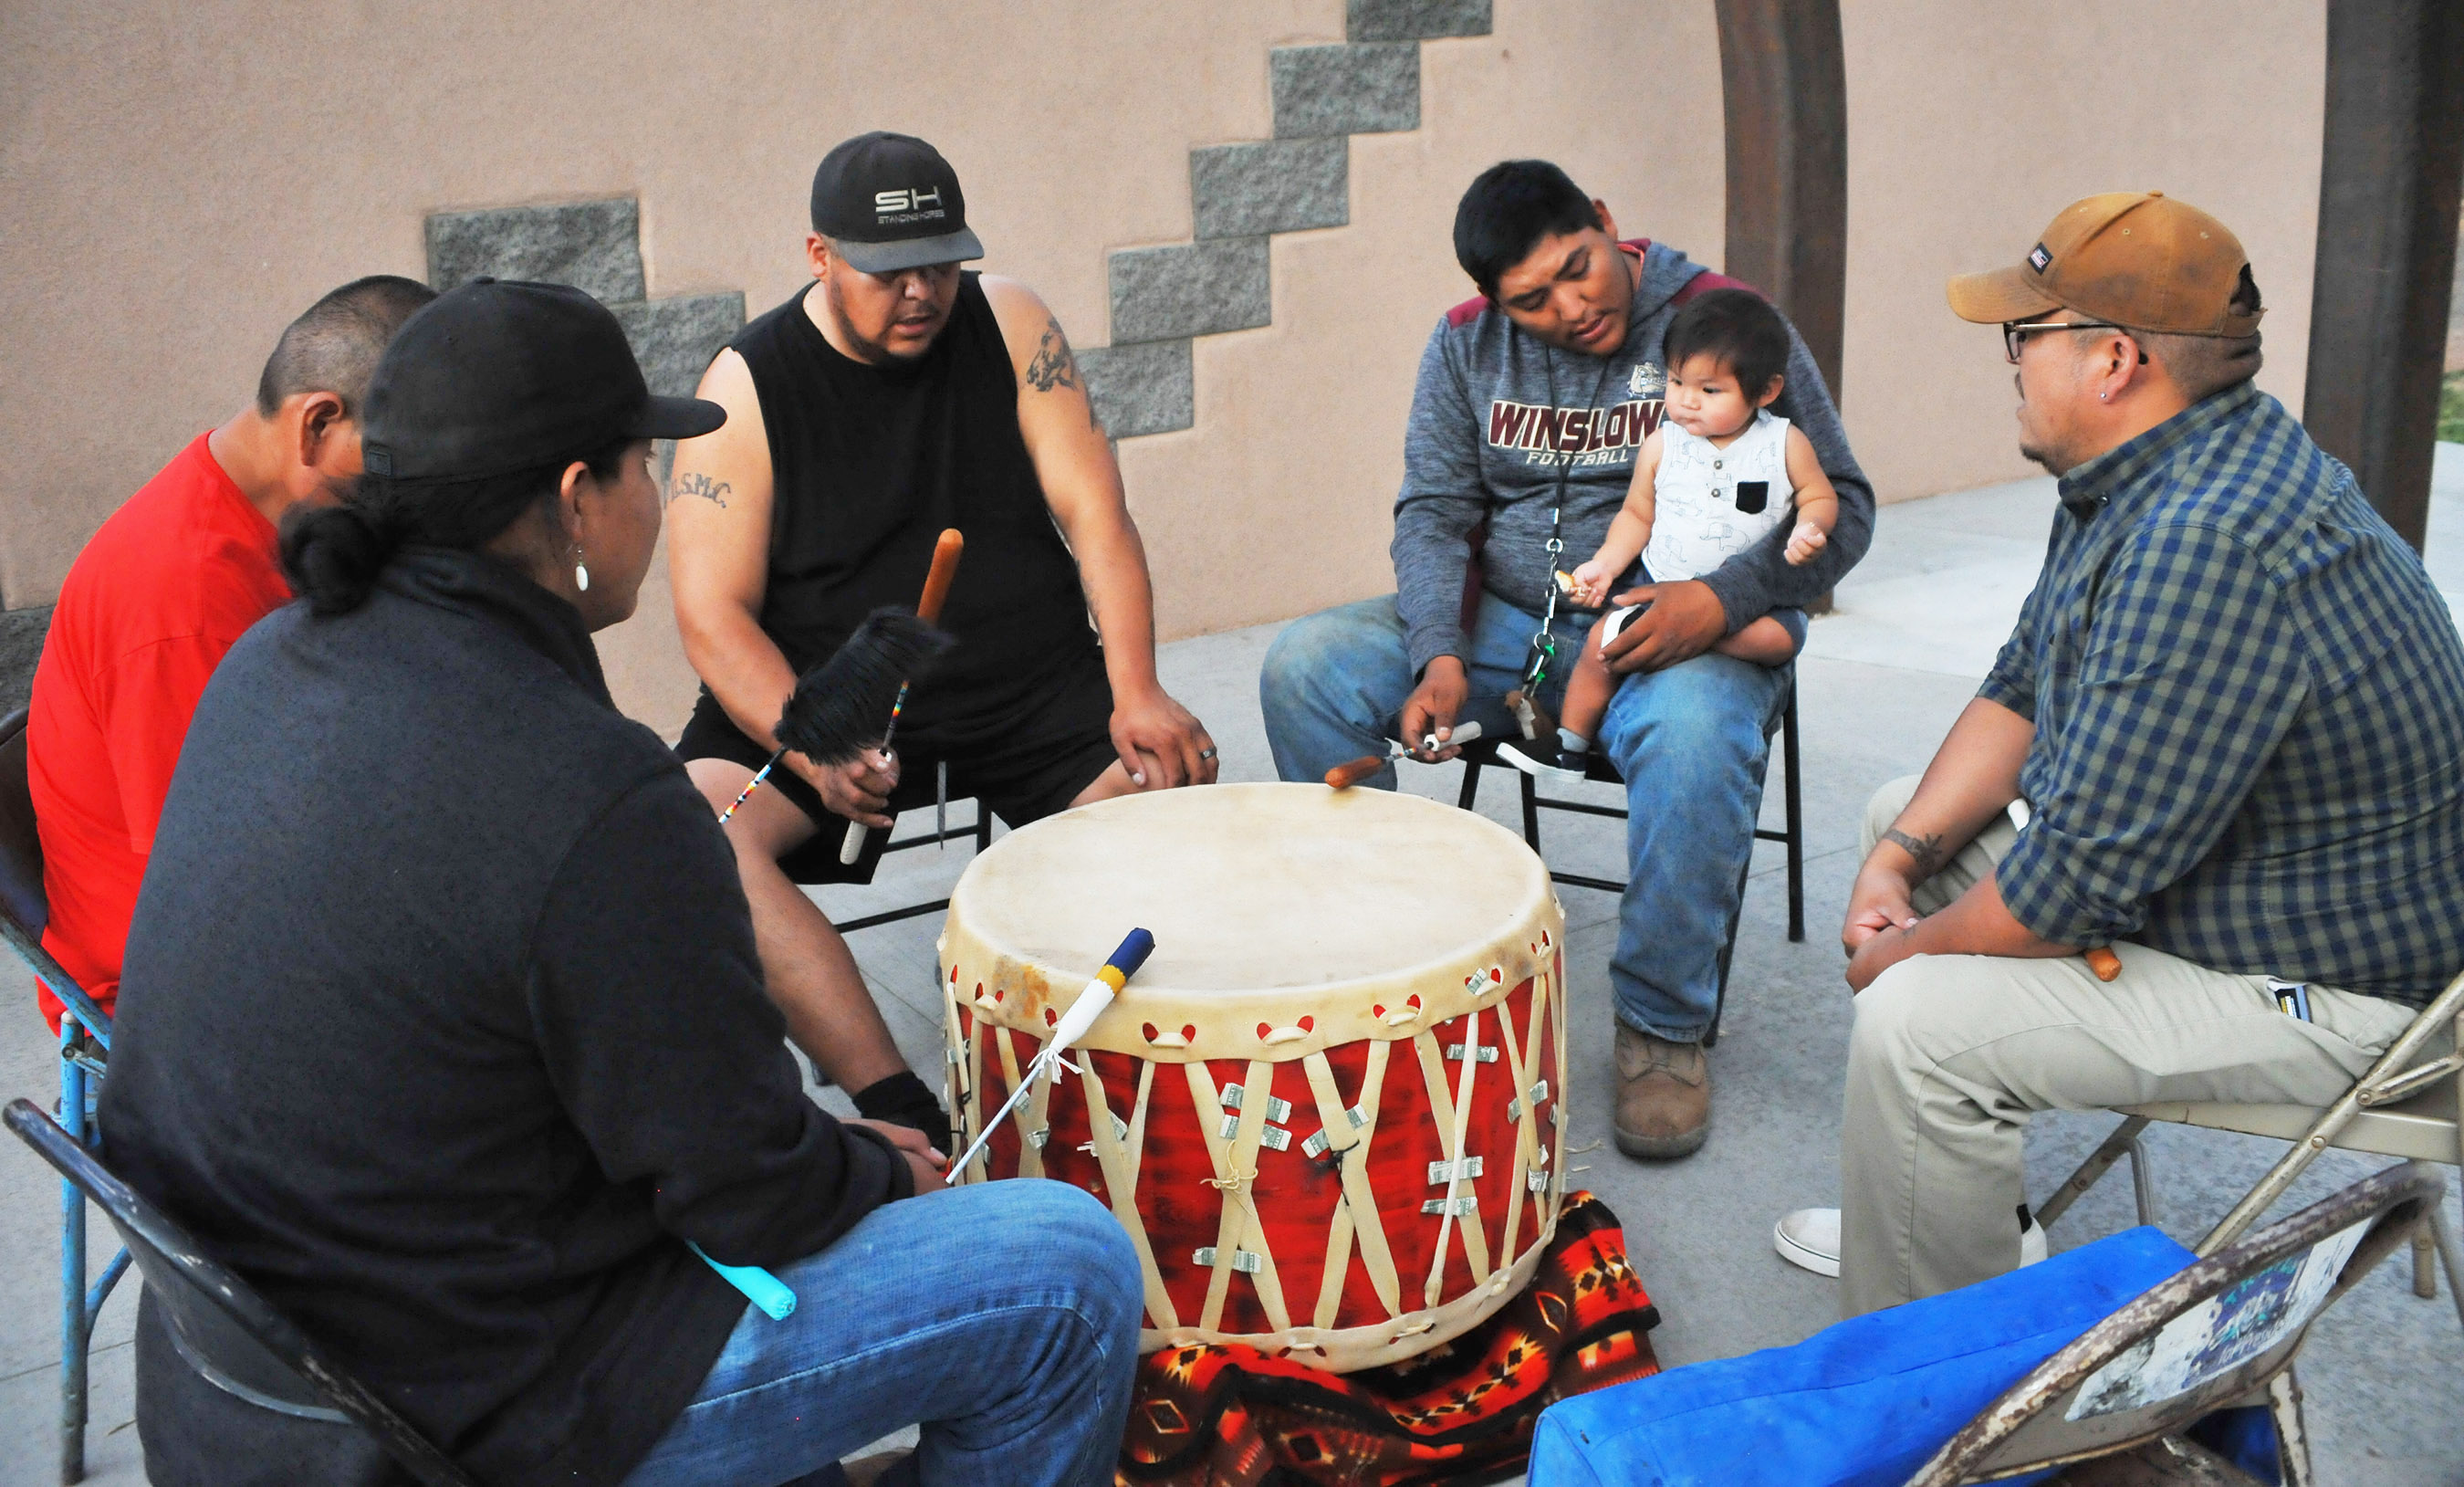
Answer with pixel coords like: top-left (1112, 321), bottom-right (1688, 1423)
top-left (953, 928), bottom-right (1156, 1176)
top-left (690, 1242), bottom-right (798, 1321)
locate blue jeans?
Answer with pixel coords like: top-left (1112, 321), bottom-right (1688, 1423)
top-left (624, 1181), bottom-right (1142, 1487)
top-left (1259, 593), bottom-right (1788, 1041)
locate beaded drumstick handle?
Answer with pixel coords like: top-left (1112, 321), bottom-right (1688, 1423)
top-left (840, 529), bottom-right (966, 865)
top-left (1325, 722), bottom-right (1485, 790)
top-left (953, 927), bottom-right (1155, 1176)
top-left (721, 612), bottom-right (951, 826)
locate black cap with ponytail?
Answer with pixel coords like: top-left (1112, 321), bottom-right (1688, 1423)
top-left (280, 278), bottom-right (725, 616)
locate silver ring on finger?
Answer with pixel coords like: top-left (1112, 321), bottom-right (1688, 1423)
top-left (1198, 746), bottom-right (1218, 761)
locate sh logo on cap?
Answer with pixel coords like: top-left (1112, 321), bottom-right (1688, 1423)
top-left (874, 186), bottom-right (945, 220)
top-left (2028, 243), bottom-right (2053, 274)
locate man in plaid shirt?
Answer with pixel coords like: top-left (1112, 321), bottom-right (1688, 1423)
top-left (1779, 194), bottom-right (2464, 1314)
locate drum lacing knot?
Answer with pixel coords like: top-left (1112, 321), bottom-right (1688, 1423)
top-left (1203, 1168), bottom-right (1257, 1194)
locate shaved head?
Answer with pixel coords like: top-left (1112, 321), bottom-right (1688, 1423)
top-left (254, 275), bottom-right (437, 419)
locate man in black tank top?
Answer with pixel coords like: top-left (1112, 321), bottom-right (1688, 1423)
top-left (670, 132), bottom-right (1216, 1145)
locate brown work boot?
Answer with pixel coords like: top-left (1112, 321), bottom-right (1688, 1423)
top-left (1614, 1026), bottom-right (1709, 1158)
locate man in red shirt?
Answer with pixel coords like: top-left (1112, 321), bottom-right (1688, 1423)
top-left (28, 275), bottom-right (436, 1028)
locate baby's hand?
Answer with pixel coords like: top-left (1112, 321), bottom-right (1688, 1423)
top-left (1784, 521), bottom-right (1828, 566)
top-left (1570, 560), bottom-right (1613, 606)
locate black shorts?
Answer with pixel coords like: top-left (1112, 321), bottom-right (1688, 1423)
top-left (675, 654), bottom-right (1118, 885)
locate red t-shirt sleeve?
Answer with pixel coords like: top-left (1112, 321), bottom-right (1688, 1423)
top-left (99, 634), bottom-right (235, 854)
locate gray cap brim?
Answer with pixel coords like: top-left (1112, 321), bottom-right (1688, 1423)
top-left (834, 227), bottom-right (986, 274)
top-left (631, 393), bottom-right (727, 442)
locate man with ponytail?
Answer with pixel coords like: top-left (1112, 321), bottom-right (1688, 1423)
top-left (27, 274), bottom-right (434, 1030)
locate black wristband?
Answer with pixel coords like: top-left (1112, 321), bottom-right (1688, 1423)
top-left (851, 1070), bottom-right (953, 1152)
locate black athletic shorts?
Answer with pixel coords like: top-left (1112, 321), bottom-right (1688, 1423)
top-left (675, 652), bottom-right (1118, 885)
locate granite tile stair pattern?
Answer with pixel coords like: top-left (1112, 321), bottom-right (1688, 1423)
top-left (0, 611), bottom-right (48, 717)
top-left (427, 199), bottom-right (648, 304)
top-left (424, 197), bottom-right (746, 403)
top-left (1078, 0), bottom-right (1489, 441)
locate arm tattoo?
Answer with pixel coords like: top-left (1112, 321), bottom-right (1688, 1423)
top-left (1882, 827), bottom-right (1947, 881)
top-left (673, 472), bottom-right (730, 508)
top-left (1024, 315), bottom-right (1080, 393)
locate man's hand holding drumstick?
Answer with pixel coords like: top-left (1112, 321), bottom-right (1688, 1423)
top-left (788, 532), bottom-right (964, 839)
top-left (1399, 655), bottom-right (1473, 763)
top-left (848, 1116), bottom-right (949, 1193)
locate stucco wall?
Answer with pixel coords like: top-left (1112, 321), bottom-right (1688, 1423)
top-left (0, 0), bottom-right (2331, 732)
top-left (1838, 0), bottom-right (2326, 502)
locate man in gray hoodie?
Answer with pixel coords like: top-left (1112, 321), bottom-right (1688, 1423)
top-left (1261, 161), bottom-right (1873, 1158)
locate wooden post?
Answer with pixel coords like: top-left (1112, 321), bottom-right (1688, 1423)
top-left (2300, 0), bottom-right (2464, 553)
top-left (1713, 0), bottom-right (1848, 403)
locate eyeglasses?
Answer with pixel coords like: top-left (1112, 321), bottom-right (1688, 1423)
top-left (2002, 319), bottom-right (2138, 363)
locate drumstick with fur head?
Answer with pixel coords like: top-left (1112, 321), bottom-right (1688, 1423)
top-left (953, 928), bottom-right (1155, 1176)
top-left (1325, 722), bottom-right (1485, 789)
top-left (715, 610), bottom-right (954, 825)
top-left (840, 529), bottom-right (966, 864)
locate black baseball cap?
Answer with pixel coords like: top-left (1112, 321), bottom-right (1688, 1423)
top-left (809, 131), bottom-right (985, 274)
top-left (360, 279), bottom-right (725, 481)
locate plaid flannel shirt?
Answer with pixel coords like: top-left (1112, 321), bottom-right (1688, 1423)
top-left (1981, 381), bottom-right (2464, 1006)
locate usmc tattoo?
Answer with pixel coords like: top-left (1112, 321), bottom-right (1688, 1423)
top-left (673, 472), bottom-right (730, 508)
top-left (1025, 315), bottom-right (1079, 393)
top-left (1882, 827), bottom-right (1947, 881)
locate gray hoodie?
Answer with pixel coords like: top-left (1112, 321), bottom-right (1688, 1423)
top-left (1393, 239), bottom-right (1874, 675)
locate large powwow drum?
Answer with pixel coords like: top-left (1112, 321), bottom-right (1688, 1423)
top-left (940, 783), bottom-right (1567, 1372)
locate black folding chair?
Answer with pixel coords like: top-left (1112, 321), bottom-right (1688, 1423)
top-left (1906, 1161), bottom-right (2443, 1486)
top-left (5, 1098), bottom-right (479, 1487)
top-left (1456, 682), bottom-right (1804, 1045)
top-left (0, 707), bottom-right (131, 1484)
top-left (781, 791), bottom-right (997, 935)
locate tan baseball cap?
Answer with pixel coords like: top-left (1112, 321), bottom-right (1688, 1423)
top-left (1947, 192), bottom-right (2262, 336)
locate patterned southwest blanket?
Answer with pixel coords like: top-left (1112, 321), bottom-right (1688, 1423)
top-left (1117, 1192), bottom-right (1661, 1486)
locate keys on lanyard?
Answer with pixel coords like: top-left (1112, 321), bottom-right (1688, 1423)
top-left (1525, 497), bottom-right (1568, 691)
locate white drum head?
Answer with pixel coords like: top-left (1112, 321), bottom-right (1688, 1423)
top-left (948, 782), bottom-right (1550, 997)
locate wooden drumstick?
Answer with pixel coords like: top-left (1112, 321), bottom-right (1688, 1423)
top-left (1324, 756), bottom-right (1388, 790)
top-left (1324, 722), bottom-right (1486, 789)
top-left (840, 529), bottom-right (966, 865)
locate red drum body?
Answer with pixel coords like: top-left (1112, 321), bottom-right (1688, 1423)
top-left (941, 783), bottom-right (1566, 1372)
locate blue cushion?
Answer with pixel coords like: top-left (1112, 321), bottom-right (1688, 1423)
top-left (1530, 1225), bottom-right (2196, 1487)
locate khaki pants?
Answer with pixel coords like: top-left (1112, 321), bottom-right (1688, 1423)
top-left (1841, 776), bottom-right (2421, 1315)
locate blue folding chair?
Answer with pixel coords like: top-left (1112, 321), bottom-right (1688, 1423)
top-left (0, 706), bottom-right (132, 1484)
top-left (1529, 1162), bottom-right (2440, 1485)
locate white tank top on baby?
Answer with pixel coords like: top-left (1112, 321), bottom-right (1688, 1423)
top-left (1640, 408), bottom-right (1795, 583)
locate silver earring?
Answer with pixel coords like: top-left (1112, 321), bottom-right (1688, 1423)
top-left (574, 549), bottom-right (590, 592)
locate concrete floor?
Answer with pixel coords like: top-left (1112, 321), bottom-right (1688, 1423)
top-left (3, 447), bottom-right (2460, 1485)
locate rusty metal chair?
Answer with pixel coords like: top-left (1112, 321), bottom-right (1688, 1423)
top-left (0, 706), bottom-right (131, 1484)
top-left (2031, 966), bottom-right (2464, 1336)
top-left (1907, 1161), bottom-right (2443, 1486)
